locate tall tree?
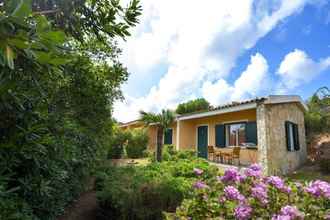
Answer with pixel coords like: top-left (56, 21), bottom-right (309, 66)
top-left (305, 86), bottom-right (330, 134)
top-left (176, 98), bottom-right (210, 115)
top-left (0, 0), bottom-right (141, 218)
top-left (140, 109), bottom-right (175, 162)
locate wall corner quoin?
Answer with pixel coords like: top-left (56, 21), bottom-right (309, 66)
top-left (256, 103), bottom-right (269, 174)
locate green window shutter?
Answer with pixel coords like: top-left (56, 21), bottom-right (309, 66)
top-left (245, 121), bottom-right (257, 145)
top-left (164, 129), bottom-right (173, 145)
top-left (293, 123), bottom-right (300, 151)
top-left (215, 124), bottom-right (225, 148)
top-left (285, 121), bottom-right (292, 151)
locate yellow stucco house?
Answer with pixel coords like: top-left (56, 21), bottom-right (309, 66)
top-left (120, 95), bottom-right (308, 175)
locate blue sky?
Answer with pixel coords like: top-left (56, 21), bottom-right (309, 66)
top-left (114, 0), bottom-right (330, 122)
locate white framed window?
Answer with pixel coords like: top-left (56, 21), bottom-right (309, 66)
top-left (225, 123), bottom-right (246, 146)
top-left (285, 121), bottom-right (300, 151)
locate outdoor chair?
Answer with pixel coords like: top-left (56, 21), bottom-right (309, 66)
top-left (207, 145), bottom-right (215, 161)
top-left (227, 147), bottom-right (241, 165)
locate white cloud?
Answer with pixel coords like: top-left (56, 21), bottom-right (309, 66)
top-left (114, 0), bottom-right (316, 122)
top-left (277, 49), bottom-right (330, 90)
top-left (202, 53), bottom-right (269, 106)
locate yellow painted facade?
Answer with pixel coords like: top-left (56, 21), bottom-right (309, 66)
top-left (120, 109), bottom-right (257, 164)
top-left (178, 109), bottom-right (256, 149)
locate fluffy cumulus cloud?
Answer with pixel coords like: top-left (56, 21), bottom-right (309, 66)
top-left (114, 0), bottom-right (317, 122)
top-left (202, 53), bottom-right (269, 105)
top-left (276, 49), bottom-right (330, 91)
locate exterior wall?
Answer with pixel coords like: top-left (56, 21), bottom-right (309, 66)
top-left (178, 120), bottom-right (196, 150)
top-left (260, 103), bottom-right (307, 175)
top-left (256, 104), bottom-right (270, 174)
top-left (170, 122), bottom-right (177, 148)
top-left (147, 125), bottom-right (157, 150)
top-left (178, 109), bottom-right (257, 150)
top-left (121, 122), bottom-right (144, 130)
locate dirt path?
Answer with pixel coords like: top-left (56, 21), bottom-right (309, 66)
top-left (57, 191), bottom-right (98, 220)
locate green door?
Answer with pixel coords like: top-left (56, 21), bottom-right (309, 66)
top-left (197, 126), bottom-right (208, 158)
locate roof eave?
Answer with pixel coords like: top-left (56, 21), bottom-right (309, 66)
top-left (178, 102), bottom-right (257, 121)
top-left (264, 95), bottom-right (308, 111)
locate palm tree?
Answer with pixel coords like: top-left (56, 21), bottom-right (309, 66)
top-left (139, 109), bottom-right (175, 162)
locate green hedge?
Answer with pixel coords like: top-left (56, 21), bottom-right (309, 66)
top-left (126, 129), bottom-right (148, 158)
top-left (96, 153), bottom-right (218, 220)
top-left (108, 127), bottom-right (148, 159)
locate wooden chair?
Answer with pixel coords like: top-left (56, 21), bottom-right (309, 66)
top-left (207, 145), bottom-right (215, 161)
top-left (227, 147), bottom-right (241, 165)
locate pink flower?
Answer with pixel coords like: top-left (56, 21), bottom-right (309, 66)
top-left (220, 167), bottom-right (241, 183)
top-left (224, 186), bottom-right (246, 203)
top-left (218, 196), bottom-right (226, 203)
top-left (193, 168), bottom-right (203, 176)
top-left (305, 180), bottom-right (330, 198)
top-left (272, 205), bottom-right (304, 220)
top-left (251, 183), bottom-right (268, 204)
top-left (281, 186), bottom-right (292, 194)
top-left (244, 163), bottom-right (263, 178)
top-left (234, 204), bottom-right (253, 220)
top-left (193, 181), bottom-right (209, 189)
top-left (266, 176), bottom-right (285, 190)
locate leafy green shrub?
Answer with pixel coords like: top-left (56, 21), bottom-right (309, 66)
top-left (162, 145), bottom-right (176, 161)
top-left (97, 166), bottom-right (189, 220)
top-left (126, 128), bottom-right (148, 158)
top-left (305, 88), bottom-right (330, 134)
top-left (0, 0), bottom-right (141, 219)
top-left (162, 147), bottom-right (196, 162)
top-left (320, 159), bottom-right (330, 173)
top-left (0, 179), bottom-right (35, 220)
top-left (108, 127), bottom-right (131, 159)
top-left (96, 154), bottom-right (218, 220)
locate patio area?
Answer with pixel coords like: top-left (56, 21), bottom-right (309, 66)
top-left (207, 145), bottom-right (258, 167)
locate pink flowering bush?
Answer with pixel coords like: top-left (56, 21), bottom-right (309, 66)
top-left (168, 164), bottom-right (330, 219)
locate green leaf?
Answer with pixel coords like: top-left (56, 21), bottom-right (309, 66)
top-left (49, 57), bottom-right (70, 65)
top-left (40, 31), bottom-right (66, 44)
top-left (11, 0), bottom-right (32, 19)
top-left (35, 15), bottom-right (50, 33)
top-left (34, 51), bottom-right (51, 64)
top-left (5, 45), bottom-right (15, 69)
top-left (8, 38), bottom-right (29, 49)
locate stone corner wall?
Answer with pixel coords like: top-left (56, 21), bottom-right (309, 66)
top-left (262, 103), bottom-right (307, 175)
top-left (256, 103), bottom-right (270, 175)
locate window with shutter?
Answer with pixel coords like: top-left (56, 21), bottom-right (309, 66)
top-left (293, 123), bottom-right (300, 151)
top-left (164, 128), bottom-right (173, 145)
top-left (285, 121), bottom-right (299, 151)
top-left (285, 121), bottom-right (292, 151)
top-left (245, 121), bottom-right (257, 145)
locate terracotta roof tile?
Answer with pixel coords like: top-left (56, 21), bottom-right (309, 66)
top-left (177, 97), bottom-right (266, 117)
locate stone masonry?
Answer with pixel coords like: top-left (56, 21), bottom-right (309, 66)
top-left (257, 102), bottom-right (307, 175)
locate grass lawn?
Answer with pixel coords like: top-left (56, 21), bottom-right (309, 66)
top-left (288, 170), bottom-right (330, 182)
top-left (287, 164), bottom-right (330, 182)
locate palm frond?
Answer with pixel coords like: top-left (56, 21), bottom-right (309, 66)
top-left (139, 111), bottom-right (160, 125)
top-left (139, 109), bottom-right (175, 129)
